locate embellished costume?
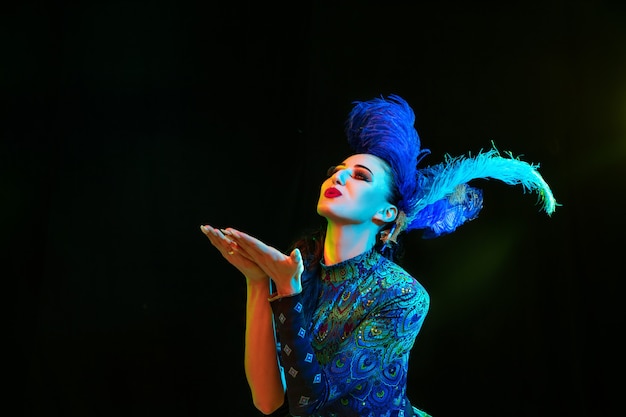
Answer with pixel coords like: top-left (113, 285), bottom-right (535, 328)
top-left (270, 248), bottom-right (431, 417)
top-left (267, 94), bottom-right (557, 416)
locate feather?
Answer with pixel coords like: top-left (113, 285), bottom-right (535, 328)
top-left (406, 145), bottom-right (559, 236)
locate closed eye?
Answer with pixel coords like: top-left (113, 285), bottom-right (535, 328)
top-left (326, 165), bottom-right (372, 182)
top-left (352, 168), bottom-right (371, 181)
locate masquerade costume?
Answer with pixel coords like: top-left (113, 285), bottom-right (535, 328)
top-left (271, 248), bottom-right (430, 417)
top-left (269, 95), bottom-right (557, 416)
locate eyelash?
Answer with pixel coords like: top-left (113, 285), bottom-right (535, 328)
top-left (326, 166), bottom-right (371, 181)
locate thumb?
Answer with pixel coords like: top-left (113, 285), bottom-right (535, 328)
top-left (290, 248), bottom-right (304, 273)
top-left (290, 248), bottom-right (302, 263)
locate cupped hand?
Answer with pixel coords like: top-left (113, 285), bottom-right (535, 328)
top-left (200, 224), bottom-right (268, 283)
top-left (222, 228), bottom-right (304, 296)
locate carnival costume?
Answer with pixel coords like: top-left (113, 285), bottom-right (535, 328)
top-left (269, 95), bottom-right (558, 416)
top-left (271, 248), bottom-right (430, 417)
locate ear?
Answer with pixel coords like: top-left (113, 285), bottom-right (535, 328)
top-left (374, 204), bottom-right (398, 224)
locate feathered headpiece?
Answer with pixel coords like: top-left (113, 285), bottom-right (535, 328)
top-left (345, 94), bottom-right (558, 240)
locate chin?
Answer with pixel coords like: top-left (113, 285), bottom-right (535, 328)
top-left (317, 203), bottom-right (335, 219)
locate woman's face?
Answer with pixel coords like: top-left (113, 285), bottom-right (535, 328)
top-left (317, 153), bottom-right (397, 225)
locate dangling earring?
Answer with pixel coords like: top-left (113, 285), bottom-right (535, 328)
top-left (380, 223), bottom-right (397, 252)
top-left (380, 211), bottom-right (406, 252)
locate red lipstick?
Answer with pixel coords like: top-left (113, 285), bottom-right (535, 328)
top-left (324, 187), bottom-right (342, 198)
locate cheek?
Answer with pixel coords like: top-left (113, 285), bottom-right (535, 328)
top-left (361, 185), bottom-right (388, 203)
top-left (354, 190), bottom-right (386, 213)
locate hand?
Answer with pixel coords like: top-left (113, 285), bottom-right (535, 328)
top-left (200, 224), bottom-right (268, 283)
top-left (222, 228), bottom-right (304, 296)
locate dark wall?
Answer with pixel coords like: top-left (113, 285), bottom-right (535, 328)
top-left (5, 1), bottom-right (624, 416)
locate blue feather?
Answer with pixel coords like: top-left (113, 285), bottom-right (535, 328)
top-left (407, 146), bottom-right (559, 236)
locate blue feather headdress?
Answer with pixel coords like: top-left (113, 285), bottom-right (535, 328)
top-left (345, 94), bottom-right (558, 240)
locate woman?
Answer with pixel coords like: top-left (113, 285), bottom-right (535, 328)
top-left (201, 95), bottom-right (557, 417)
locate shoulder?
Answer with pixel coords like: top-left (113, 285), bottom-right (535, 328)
top-left (374, 258), bottom-right (429, 305)
top-left (379, 258), bottom-right (425, 288)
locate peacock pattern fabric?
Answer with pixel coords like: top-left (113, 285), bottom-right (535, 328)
top-left (270, 248), bottom-right (431, 417)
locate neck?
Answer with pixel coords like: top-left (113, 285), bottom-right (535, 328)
top-left (323, 222), bottom-right (379, 266)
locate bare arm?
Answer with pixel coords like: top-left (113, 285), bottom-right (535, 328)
top-left (244, 278), bottom-right (286, 414)
top-left (200, 225), bottom-right (287, 414)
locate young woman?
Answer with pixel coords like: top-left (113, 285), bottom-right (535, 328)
top-left (201, 95), bottom-right (557, 417)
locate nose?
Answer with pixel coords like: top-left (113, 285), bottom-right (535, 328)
top-left (332, 168), bottom-right (350, 185)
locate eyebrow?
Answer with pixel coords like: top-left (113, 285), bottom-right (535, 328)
top-left (355, 164), bottom-right (374, 175)
top-left (340, 161), bottom-right (374, 175)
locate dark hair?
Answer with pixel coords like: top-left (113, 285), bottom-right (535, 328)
top-left (287, 228), bottom-right (324, 325)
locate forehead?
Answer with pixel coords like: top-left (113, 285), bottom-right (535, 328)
top-left (341, 153), bottom-right (390, 173)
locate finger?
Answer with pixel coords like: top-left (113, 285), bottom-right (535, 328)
top-left (201, 225), bottom-right (241, 258)
top-left (222, 229), bottom-right (267, 258)
top-left (201, 225), bottom-right (226, 246)
top-left (226, 229), bottom-right (279, 258)
top-left (226, 241), bottom-right (256, 261)
top-left (203, 225), bottom-right (235, 245)
top-left (218, 228), bottom-right (245, 254)
top-left (200, 225), bottom-right (222, 247)
top-left (200, 224), bottom-right (215, 235)
top-left (211, 230), bottom-right (254, 261)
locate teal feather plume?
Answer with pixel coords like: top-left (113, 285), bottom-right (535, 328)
top-left (406, 145), bottom-right (559, 234)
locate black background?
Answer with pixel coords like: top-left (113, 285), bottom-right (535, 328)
top-left (4, 1), bottom-right (625, 416)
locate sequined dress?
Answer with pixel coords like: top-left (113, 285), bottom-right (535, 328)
top-left (269, 248), bottom-right (432, 417)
